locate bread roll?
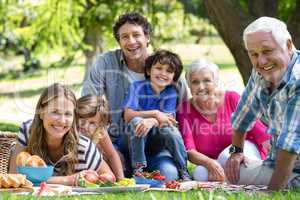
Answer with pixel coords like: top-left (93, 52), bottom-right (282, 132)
top-left (0, 175), bottom-right (11, 188)
top-left (7, 175), bottom-right (21, 188)
top-left (16, 151), bottom-right (31, 166)
top-left (26, 155), bottom-right (46, 167)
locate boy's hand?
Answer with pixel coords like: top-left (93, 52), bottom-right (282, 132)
top-left (135, 118), bottom-right (158, 137)
top-left (155, 111), bottom-right (177, 127)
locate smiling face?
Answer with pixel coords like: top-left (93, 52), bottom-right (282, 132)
top-left (118, 23), bottom-right (149, 63)
top-left (246, 31), bottom-right (292, 88)
top-left (189, 69), bottom-right (222, 113)
top-left (148, 62), bottom-right (175, 93)
top-left (78, 112), bottom-right (100, 138)
top-left (40, 97), bottom-right (75, 143)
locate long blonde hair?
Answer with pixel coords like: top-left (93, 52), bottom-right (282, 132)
top-left (27, 83), bottom-right (78, 175)
top-left (76, 95), bottom-right (111, 143)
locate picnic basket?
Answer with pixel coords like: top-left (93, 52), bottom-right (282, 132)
top-left (0, 131), bottom-right (17, 174)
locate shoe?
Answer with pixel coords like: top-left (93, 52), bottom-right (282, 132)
top-left (180, 169), bottom-right (192, 181)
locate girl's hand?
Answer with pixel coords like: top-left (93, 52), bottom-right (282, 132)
top-left (207, 159), bottom-right (225, 182)
top-left (135, 118), bottom-right (158, 137)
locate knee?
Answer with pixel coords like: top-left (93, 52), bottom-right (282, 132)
top-left (217, 147), bottom-right (230, 168)
top-left (159, 126), bottom-right (182, 139)
top-left (159, 163), bottom-right (179, 181)
top-left (192, 165), bottom-right (209, 181)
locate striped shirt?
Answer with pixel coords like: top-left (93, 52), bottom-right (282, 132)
top-left (231, 50), bottom-right (300, 172)
top-left (18, 120), bottom-right (102, 175)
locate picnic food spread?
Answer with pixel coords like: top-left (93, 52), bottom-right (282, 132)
top-left (134, 170), bottom-right (166, 181)
top-left (79, 171), bottom-right (135, 188)
top-left (16, 152), bottom-right (47, 167)
top-left (33, 182), bottom-right (72, 196)
top-left (0, 174), bottom-right (33, 189)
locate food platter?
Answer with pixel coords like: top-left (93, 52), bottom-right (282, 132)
top-left (72, 184), bottom-right (150, 193)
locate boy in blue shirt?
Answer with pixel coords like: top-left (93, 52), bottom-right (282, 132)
top-left (123, 50), bottom-right (190, 181)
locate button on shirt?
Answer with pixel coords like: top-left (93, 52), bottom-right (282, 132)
top-left (231, 50), bottom-right (300, 171)
top-left (123, 80), bottom-right (178, 116)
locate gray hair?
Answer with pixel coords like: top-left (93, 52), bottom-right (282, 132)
top-left (186, 58), bottom-right (220, 86)
top-left (243, 16), bottom-right (293, 50)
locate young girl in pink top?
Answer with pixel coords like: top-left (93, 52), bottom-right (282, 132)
top-left (177, 59), bottom-right (271, 182)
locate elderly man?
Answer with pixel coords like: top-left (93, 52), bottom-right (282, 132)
top-left (82, 12), bottom-right (189, 180)
top-left (225, 16), bottom-right (300, 190)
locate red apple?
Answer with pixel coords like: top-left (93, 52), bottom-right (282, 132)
top-left (84, 171), bottom-right (99, 184)
top-left (98, 173), bottom-right (116, 183)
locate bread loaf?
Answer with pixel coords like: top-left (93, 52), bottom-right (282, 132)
top-left (0, 174), bottom-right (32, 189)
top-left (25, 155), bottom-right (46, 167)
top-left (16, 151), bottom-right (31, 166)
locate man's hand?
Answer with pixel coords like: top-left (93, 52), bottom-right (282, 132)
top-left (224, 153), bottom-right (245, 183)
top-left (207, 159), bottom-right (225, 182)
top-left (155, 111), bottom-right (177, 127)
top-left (268, 149), bottom-right (297, 190)
top-left (135, 118), bottom-right (158, 137)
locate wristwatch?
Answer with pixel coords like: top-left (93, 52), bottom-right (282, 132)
top-left (229, 145), bottom-right (243, 154)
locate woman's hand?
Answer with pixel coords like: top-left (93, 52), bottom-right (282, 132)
top-left (135, 118), bottom-right (158, 137)
top-left (207, 159), bottom-right (225, 182)
top-left (155, 111), bottom-right (177, 127)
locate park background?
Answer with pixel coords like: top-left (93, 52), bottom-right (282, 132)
top-left (1, 1), bottom-right (300, 199)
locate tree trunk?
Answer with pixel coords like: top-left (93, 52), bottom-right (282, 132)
top-left (82, 25), bottom-right (104, 81)
top-left (203, 0), bottom-right (253, 85)
top-left (287, 0), bottom-right (300, 49)
top-left (249, 0), bottom-right (278, 17)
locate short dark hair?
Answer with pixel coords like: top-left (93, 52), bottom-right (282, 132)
top-left (145, 50), bottom-right (183, 82)
top-left (113, 12), bottom-right (152, 42)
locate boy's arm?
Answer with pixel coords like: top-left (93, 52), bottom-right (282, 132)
top-left (124, 107), bottom-right (159, 123)
top-left (124, 108), bottom-right (177, 126)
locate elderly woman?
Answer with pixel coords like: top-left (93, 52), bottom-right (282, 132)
top-left (177, 59), bottom-right (271, 181)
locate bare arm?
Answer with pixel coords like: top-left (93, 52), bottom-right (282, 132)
top-left (124, 108), bottom-right (177, 126)
top-left (188, 149), bottom-right (225, 181)
top-left (124, 108), bottom-right (159, 123)
top-left (9, 143), bottom-right (26, 173)
top-left (97, 131), bottom-right (124, 180)
top-left (224, 130), bottom-right (247, 183)
top-left (268, 149), bottom-right (297, 190)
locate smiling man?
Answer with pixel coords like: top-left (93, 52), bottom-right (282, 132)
top-left (82, 12), bottom-right (189, 179)
top-left (224, 17), bottom-right (300, 190)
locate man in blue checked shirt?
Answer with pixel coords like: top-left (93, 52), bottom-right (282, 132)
top-left (224, 16), bottom-right (300, 191)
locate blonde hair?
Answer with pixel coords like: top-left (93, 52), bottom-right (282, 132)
top-left (27, 83), bottom-right (78, 175)
top-left (76, 95), bottom-right (111, 143)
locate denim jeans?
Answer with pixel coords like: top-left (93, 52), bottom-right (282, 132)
top-left (127, 117), bottom-right (188, 178)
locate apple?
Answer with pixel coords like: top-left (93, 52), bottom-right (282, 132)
top-left (84, 171), bottom-right (99, 184)
top-left (98, 173), bottom-right (116, 183)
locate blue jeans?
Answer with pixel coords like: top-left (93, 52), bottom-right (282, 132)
top-left (127, 117), bottom-right (188, 179)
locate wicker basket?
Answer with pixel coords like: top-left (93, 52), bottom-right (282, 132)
top-left (0, 131), bottom-right (17, 174)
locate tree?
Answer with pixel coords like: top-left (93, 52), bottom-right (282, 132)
top-left (1, 0), bottom-right (199, 79)
top-left (183, 0), bottom-right (299, 84)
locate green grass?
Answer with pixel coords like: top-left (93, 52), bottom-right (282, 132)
top-left (1, 189), bottom-right (300, 200)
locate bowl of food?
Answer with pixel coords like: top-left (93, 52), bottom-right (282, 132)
top-left (17, 165), bottom-right (54, 186)
top-left (16, 152), bottom-right (54, 186)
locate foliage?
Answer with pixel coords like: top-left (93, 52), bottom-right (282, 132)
top-left (0, 0), bottom-right (215, 74)
top-left (0, 120), bottom-right (19, 132)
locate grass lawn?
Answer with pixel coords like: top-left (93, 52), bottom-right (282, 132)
top-left (1, 189), bottom-right (300, 200)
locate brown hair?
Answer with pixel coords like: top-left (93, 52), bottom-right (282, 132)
top-left (113, 12), bottom-right (152, 42)
top-left (144, 49), bottom-right (183, 82)
top-left (76, 95), bottom-right (111, 126)
top-left (27, 83), bottom-right (78, 175)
